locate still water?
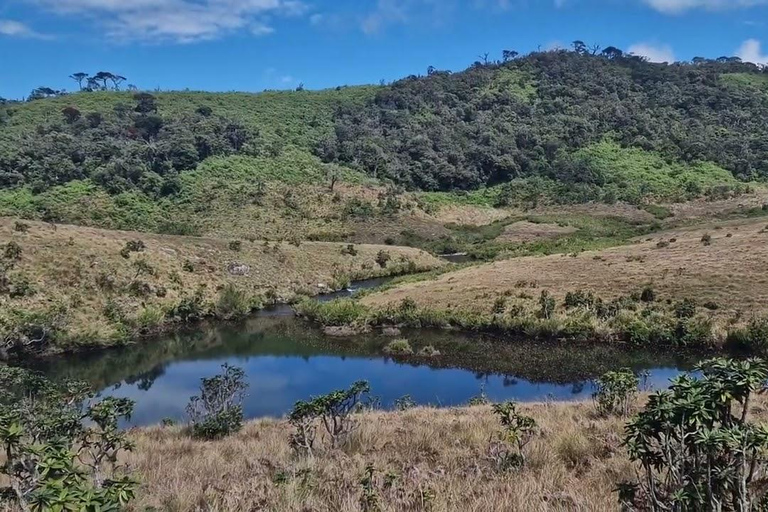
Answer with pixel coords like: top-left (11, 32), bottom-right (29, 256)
top-left (31, 309), bottom-right (697, 427)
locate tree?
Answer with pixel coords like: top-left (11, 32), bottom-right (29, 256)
top-left (69, 72), bottom-right (89, 91)
top-left (93, 71), bottom-right (115, 91)
top-left (133, 92), bottom-right (158, 114)
top-left (571, 40), bottom-right (587, 54)
top-left (502, 49), bottom-right (519, 62)
top-left (601, 46), bottom-right (623, 59)
top-left (109, 74), bottom-right (127, 90)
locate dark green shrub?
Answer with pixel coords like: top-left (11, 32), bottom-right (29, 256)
top-left (620, 358), bottom-right (768, 510)
top-left (13, 221), bottom-right (29, 233)
top-left (0, 367), bottom-right (137, 510)
top-left (2, 241), bottom-right (22, 262)
top-left (701, 233), bottom-right (712, 245)
top-left (228, 240), bottom-right (242, 252)
top-left (394, 395), bottom-right (416, 411)
top-left (639, 286), bottom-right (656, 303)
top-left (182, 259), bottom-right (195, 272)
top-left (186, 364), bottom-right (248, 440)
top-left (592, 368), bottom-right (638, 416)
top-left (8, 273), bottom-right (35, 298)
top-left (674, 298), bottom-right (697, 319)
top-left (375, 250), bottom-right (391, 268)
top-left (564, 290), bottom-right (596, 309)
top-left (492, 297), bottom-right (507, 315)
top-left (726, 317), bottom-right (768, 354)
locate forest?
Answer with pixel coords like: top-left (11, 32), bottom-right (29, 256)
top-left (1, 47), bottom-right (768, 214)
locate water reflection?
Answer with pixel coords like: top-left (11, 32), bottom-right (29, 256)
top-left (28, 314), bottom-right (699, 427)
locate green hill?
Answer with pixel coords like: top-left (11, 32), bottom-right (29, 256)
top-left (1, 50), bottom-right (767, 241)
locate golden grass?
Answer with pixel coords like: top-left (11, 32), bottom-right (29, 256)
top-left (0, 218), bottom-right (444, 350)
top-left (495, 221), bottom-right (578, 243)
top-left (122, 401), bottom-right (631, 511)
top-left (362, 216), bottom-right (768, 320)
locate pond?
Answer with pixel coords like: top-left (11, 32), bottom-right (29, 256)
top-left (29, 309), bottom-right (699, 427)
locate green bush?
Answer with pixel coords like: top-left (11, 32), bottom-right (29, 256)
top-left (289, 380), bottom-right (370, 454)
top-left (383, 338), bottom-right (413, 355)
top-left (0, 367), bottom-right (137, 510)
top-left (293, 298), bottom-right (367, 326)
top-left (375, 250), bottom-right (391, 269)
top-left (726, 317), bottom-right (768, 354)
top-left (215, 284), bottom-right (251, 320)
top-left (488, 401), bottom-right (537, 470)
top-left (538, 290), bottom-right (555, 319)
top-left (620, 358), bottom-right (768, 510)
top-left (592, 368), bottom-right (638, 417)
top-left (228, 240), bottom-right (242, 252)
top-left (2, 241), bottom-right (22, 262)
top-left (186, 363), bottom-right (248, 440)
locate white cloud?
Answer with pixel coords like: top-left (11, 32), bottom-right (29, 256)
top-left (0, 19), bottom-right (51, 39)
top-left (25, 0), bottom-right (305, 42)
top-left (627, 42), bottom-right (675, 62)
top-left (644, 0), bottom-right (768, 14)
top-left (736, 38), bottom-right (768, 65)
top-left (361, 0), bottom-right (410, 35)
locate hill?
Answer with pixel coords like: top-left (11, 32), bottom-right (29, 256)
top-left (1, 51), bottom-right (768, 247)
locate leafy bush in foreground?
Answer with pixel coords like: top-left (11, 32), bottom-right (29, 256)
top-left (488, 401), bottom-right (537, 470)
top-left (0, 366), bottom-right (137, 510)
top-left (620, 358), bottom-right (768, 511)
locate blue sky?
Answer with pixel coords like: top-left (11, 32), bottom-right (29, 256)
top-left (1, 0), bottom-right (767, 99)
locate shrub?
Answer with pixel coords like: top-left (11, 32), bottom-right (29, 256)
top-left (564, 290), bottom-right (596, 309)
top-left (701, 232), bottom-right (712, 245)
top-left (492, 296), bottom-right (507, 315)
top-left (13, 221), bottom-right (29, 233)
top-left (726, 317), bottom-right (768, 354)
top-left (538, 290), bottom-right (555, 319)
top-left (417, 345), bottom-right (441, 357)
top-left (294, 298), bottom-right (367, 326)
top-left (289, 380), bottom-right (371, 455)
top-left (619, 358), bottom-right (768, 510)
top-left (120, 239), bottom-right (145, 258)
top-left (639, 285), bottom-right (656, 303)
top-left (169, 286), bottom-right (208, 321)
top-left (341, 244), bottom-right (358, 256)
top-left (674, 298), bottom-right (697, 319)
top-left (135, 306), bottom-right (165, 331)
top-left (0, 367), bottom-right (137, 510)
top-left (182, 259), bottom-right (195, 272)
top-left (592, 368), bottom-right (638, 417)
top-left (186, 364), bottom-right (248, 440)
top-left (394, 395), bottom-right (416, 411)
top-left (383, 338), bottom-right (413, 355)
top-left (215, 284), bottom-right (251, 320)
top-left (8, 273), bottom-right (35, 298)
top-left (228, 240), bottom-right (242, 251)
top-left (132, 258), bottom-right (155, 278)
top-left (375, 250), bottom-right (391, 268)
top-left (488, 401), bottom-right (537, 470)
top-left (2, 241), bottom-right (22, 262)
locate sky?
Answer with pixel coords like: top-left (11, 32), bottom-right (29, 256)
top-left (0, 0), bottom-right (767, 99)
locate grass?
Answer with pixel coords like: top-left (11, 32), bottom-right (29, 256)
top-left (115, 399), bottom-right (655, 511)
top-left (0, 218), bottom-right (444, 354)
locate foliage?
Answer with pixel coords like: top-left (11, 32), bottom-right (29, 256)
top-left (538, 291), bottom-right (556, 319)
top-left (215, 284), bottom-right (251, 320)
top-left (186, 363), bottom-right (248, 440)
top-left (288, 380), bottom-right (371, 455)
top-left (488, 401), bottom-right (537, 470)
top-left (592, 368), bottom-right (638, 417)
top-left (383, 338), bottom-right (413, 355)
top-left (0, 366), bottom-right (137, 510)
top-left (620, 358), bottom-right (768, 511)
top-left (375, 250), bottom-right (391, 269)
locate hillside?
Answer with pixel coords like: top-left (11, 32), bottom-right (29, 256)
top-left (0, 218), bottom-right (443, 356)
top-left (1, 51), bottom-right (768, 248)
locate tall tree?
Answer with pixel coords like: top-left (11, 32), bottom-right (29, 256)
top-left (69, 72), bottom-right (89, 91)
top-left (109, 74), bottom-right (127, 90)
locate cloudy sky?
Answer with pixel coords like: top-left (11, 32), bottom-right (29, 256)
top-left (0, 0), bottom-right (767, 98)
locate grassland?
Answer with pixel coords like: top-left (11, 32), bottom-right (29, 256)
top-left (0, 218), bottom-right (443, 355)
top-left (116, 393), bottom-right (768, 512)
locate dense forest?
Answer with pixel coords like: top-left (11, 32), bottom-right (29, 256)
top-left (1, 47), bottom-right (768, 219)
top-left (318, 51), bottom-right (768, 192)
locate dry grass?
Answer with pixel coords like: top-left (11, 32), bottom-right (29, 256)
top-left (495, 221), bottom-right (578, 243)
top-left (123, 401), bottom-right (631, 512)
top-left (0, 218), bottom-right (444, 349)
top-left (362, 216), bottom-right (768, 320)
